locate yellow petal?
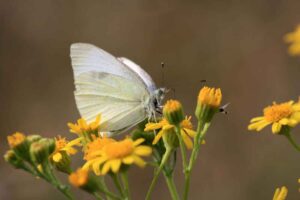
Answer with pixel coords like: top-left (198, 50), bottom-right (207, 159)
top-left (250, 116), bottom-right (264, 123)
top-left (272, 123), bottom-right (282, 134)
top-left (152, 130), bottom-right (164, 145)
top-left (162, 124), bottom-right (174, 130)
top-left (66, 147), bottom-right (77, 155)
top-left (132, 155), bottom-right (146, 167)
top-left (92, 157), bottom-right (106, 175)
top-left (101, 161), bottom-right (112, 175)
top-left (291, 112), bottom-right (300, 121)
top-left (133, 138), bottom-right (145, 146)
top-left (82, 160), bottom-right (93, 170)
top-left (248, 120), bottom-right (270, 131)
top-left (181, 131), bottom-right (193, 149)
top-left (52, 153), bottom-right (62, 162)
top-left (110, 159), bottom-right (121, 173)
top-left (144, 122), bottom-right (163, 131)
top-left (279, 118), bottom-right (289, 125)
top-left (134, 146), bottom-right (152, 156)
top-left (67, 138), bottom-right (82, 146)
top-left (122, 156), bottom-right (135, 165)
top-left (183, 128), bottom-right (196, 137)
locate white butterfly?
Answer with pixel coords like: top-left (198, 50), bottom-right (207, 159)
top-left (70, 43), bottom-right (166, 134)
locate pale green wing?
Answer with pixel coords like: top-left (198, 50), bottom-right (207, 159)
top-left (74, 71), bottom-right (149, 132)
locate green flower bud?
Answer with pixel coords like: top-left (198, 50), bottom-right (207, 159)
top-left (52, 151), bottom-right (72, 174)
top-left (163, 100), bottom-right (184, 125)
top-left (30, 142), bottom-right (49, 164)
top-left (7, 132), bottom-right (31, 162)
top-left (4, 150), bottom-right (24, 169)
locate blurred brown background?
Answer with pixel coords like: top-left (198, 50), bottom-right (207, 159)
top-left (1, 0), bottom-right (300, 199)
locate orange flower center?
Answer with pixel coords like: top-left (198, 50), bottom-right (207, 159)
top-left (103, 139), bottom-right (134, 159)
top-left (84, 137), bottom-right (115, 160)
top-left (264, 102), bottom-right (293, 122)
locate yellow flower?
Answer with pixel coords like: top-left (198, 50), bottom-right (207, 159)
top-left (83, 137), bottom-right (152, 175)
top-left (196, 86), bottom-right (222, 123)
top-left (69, 168), bottom-right (89, 187)
top-left (198, 86), bottom-right (222, 108)
top-left (248, 101), bottom-right (300, 134)
top-left (284, 25), bottom-right (300, 56)
top-left (52, 136), bottom-right (81, 162)
top-left (7, 132), bottom-right (26, 148)
top-left (145, 116), bottom-right (196, 149)
top-left (67, 115), bottom-right (101, 134)
top-left (273, 186), bottom-right (288, 200)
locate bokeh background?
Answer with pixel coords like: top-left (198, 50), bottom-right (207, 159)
top-left (1, 0), bottom-right (300, 199)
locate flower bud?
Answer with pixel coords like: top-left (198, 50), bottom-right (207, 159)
top-left (4, 150), bottom-right (24, 169)
top-left (39, 138), bottom-right (56, 155)
top-left (30, 142), bottom-right (49, 164)
top-left (7, 132), bottom-right (31, 162)
top-left (27, 135), bottom-right (42, 144)
top-left (195, 86), bottom-right (222, 123)
top-left (52, 151), bottom-right (72, 174)
top-left (69, 169), bottom-right (101, 193)
top-left (163, 100), bottom-right (184, 125)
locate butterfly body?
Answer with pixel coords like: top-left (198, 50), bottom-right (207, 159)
top-left (70, 43), bottom-right (165, 134)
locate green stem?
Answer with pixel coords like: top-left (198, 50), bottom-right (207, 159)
top-left (42, 161), bottom-right (74, 200)
top-left (100, 188), bottom-right (122, 200)
top-left (93, 192), bottom-right (104, 200)
top-left (121, 171), bottom-right (131, 200)
top-left (111, 174), bottom-right (125, 198)
top-left (164, 173), bottom-right (180, 200)
top-left (99, 177), bottom-right (112, 200)
top-left (285, 132), bottom-right (300, 151)
top-left (145, 148), bottom-right (172, 200)
top-left (183, 122), bottom-right (210, 200)
top-left (174, 125), bottom-right (188, 172)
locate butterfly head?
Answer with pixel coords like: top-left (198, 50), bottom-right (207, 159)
top-left (153, 88), bottom-right (168, 113)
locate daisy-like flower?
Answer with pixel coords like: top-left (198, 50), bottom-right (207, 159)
top-left (51, 136), bottom-right (81, 162)
top-left (67, 115), bottom-right (101, 135)
top-left (284, 25), bottom-right (300, 56)
top-left (145, 116), bottom-right (196, 149)
top-left (248, 101), bottom-right (300, 134)
top-left (273, 186), bottom-right (288, 200)
top-left (83, 137), bottom-right (152, 175)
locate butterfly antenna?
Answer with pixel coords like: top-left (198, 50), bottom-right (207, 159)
top-left (161, 62), bottom-right (165, 86)
top-left (171, 88), bottom-right (176, 99)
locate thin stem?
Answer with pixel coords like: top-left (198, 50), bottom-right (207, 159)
top-left (100, 188), bottom-right (122, 200)
top-left (145, 148), bottom-right (172, 200)
top-left (183, 122), bottom-right (210, 200)
top-left (174, 125), bottom-right (188, 172)
top-left (99, 177), bottom-right (112, 200)
top-left (285, 132), bottom-right (300, 151)
top-left (121, 171), bottom-right (131, 200)
top-left (164, 173), bottom-right (180, 200)
top-left (93, 192), bottom-right (104, 200)
top-left (111, 174), bottom-right (125, 198)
